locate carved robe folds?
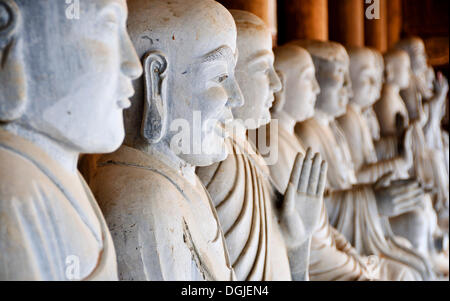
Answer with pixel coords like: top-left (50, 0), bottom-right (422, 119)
top-left (270, 124), bottom-right (376, 281)
top-left (197, 136), bottom-right (291, 281)
top-left (0, 129), bottom-right (117, 280)
top-left (90, 146), bottom-right (234, 281)
top-left (295, 118), bottom-right (430, 281)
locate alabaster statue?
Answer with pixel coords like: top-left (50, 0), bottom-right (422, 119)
top-left (341, 47), bottom-right (447, 277)
top-left (361, 49), bottom-right (383, 142)
top-left (339, 47), bottom-right (413, 185)
top-left (0, 0), bottom-right (142, 280)
top-left (268, 44), bottom-right (379, 281)
top-left (293, 40), bottom-right (433, 280)
top-left (197, 11), bottom-right (326, 281)
top-left (88, 0), bottom-right (243, 281)
top-left (395, 37), bottom-right (449, 232)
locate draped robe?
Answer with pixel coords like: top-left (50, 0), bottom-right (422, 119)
top-left (0, 129), bottom-right (117, 280)
top-left (90, 145), bottom-right (234, 281)
top-left (295, 117), bottom-right (432, 280)
top-left (196, 135), bottom-right (291, 280)
top-left (338, 104), bottom-right (448, 276)
top-left (267, 122), bottom-right (376, 281)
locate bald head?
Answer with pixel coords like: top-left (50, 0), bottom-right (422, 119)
top-left (125, 0), bottom-right (243, 167)
top-left (273, 44), bottom-right (319, 121)
top-left (292, 40), bottom-right (351, 118)
top-left (384, 49), bottom-right (411, 89)
top-left (395, 37), bottom-right (427, 74)
top-left (230, 10), bottom-right (281, 129)
top-left (348, 47), bottom-right (380, 108)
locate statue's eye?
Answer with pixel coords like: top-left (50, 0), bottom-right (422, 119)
top-left (216, 74), bottom-right (229, 84)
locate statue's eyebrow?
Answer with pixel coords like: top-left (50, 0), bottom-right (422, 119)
top-left (201, 46), bottom-right (234, 64)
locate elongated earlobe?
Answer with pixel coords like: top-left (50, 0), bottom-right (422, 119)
top-left (141, 51), bottom-right (169, 144)
top-left (0, 0), bottom-right (27, 122)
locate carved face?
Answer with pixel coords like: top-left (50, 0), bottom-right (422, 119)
top-left (232, 20), bottom-right (282, 129)
top-left (315, 59), bottom-right (351, 118)
top-left (169, 45), bottom-right (243, 166)
top-left (350, 51), bottom-right (379, 108)
top-left (15, 0), bottom-right (142, 153)
top-left (387, 53), bottom-right (411, 89)
top-left (282, 51), bottom-right (320, 122)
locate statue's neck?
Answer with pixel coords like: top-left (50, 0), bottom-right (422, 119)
top-left (349, 99), bottom-right (363, 112)
top-left (272, 110), bottom-right (296, 134)
top-left (314, 110), bottom-right (334, 126)
top-left (2, 123), bottom-right (79, 174)
top-left (230, 119), bottom-right (248, 142)
top-left (384, 82), bottom-right (400, 96)
top-left (138, 139), bottom-right (197, 185)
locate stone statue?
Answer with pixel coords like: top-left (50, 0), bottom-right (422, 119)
top-left (339, 47), bottom-right (412, 186)
top-left (341, 47), bottom-right (447, 277)
top-left (361, 49), bottom-right (383, 142)
top-left (0, 0), bottom-right (142, 280)
top-left (395, 37), bottom-right (449, 233)
top-left (269, 43), bottom-right (378, 281)
top-left (197, 11), bottom-right (326, 281)
top-left (293, 40), bottom-right (433, 280)
top-left (89, 0), bottom-right (242, 281)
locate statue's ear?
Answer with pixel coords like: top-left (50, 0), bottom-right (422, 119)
top-left (0, 0), bottom-right (26, 122)
top-left (141, 51), bottom-right (169, 144)
top-left (272, 70), bottom-right (286, 113)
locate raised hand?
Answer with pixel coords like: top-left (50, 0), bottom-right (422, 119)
top-left (398, 125), bottom-right (414, 172)
top-left (279, 148), bottom-right (327, 249)
top-left (374, 177), bottom-right (425, 217)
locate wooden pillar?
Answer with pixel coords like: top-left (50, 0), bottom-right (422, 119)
top-left (217, 0), bottom-right (278, 45)
top-left (365, 0), bottom-right (388, 52)
top-left (277, 0), bottom-right (328, 44)
top-left (387, 0), bottom-right (403, 49)
top-left (328, 0), bottom-right (365, 47)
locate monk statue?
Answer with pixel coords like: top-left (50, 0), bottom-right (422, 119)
top-left (197, 11), bottom-right (326, 281)
top-left (395, 37), bottom-right (449, 232)
top-left (340, 47), bottom-right (448, 277)
top-left (268, 43), bottom-right (379, 281)
top-left (0, 0), bottom-right (142, 280)
top-left (293, 40), bottom-right (433, 280)
top-left (361, 49), bottom-right (383, 142)
top-left (89, 0), bottom-right (243, 281)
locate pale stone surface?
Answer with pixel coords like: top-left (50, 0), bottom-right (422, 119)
top-left (340, 47), bottom-right (448, 277)
top-left (89, 0), bottom-right (242, 281)
top-left (396, 37), bottom-right (449, 235)
top-left (293, 40), bottom-right (433, 281)
top-left (197, 11), bottom-right (326, 281)
top-left (269, 44), bottom-right (378, 281)
top-left (0, 0), bottom-right (142, 280)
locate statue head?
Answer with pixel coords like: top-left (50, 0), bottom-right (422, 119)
top-left (372, 48), bottom-right (385, 100)
top-left (126, 0), bottom-right (243, 167)
top-left (229, 10), bottom-right (281, 129)
top-left (384, 49), bottom-right (411, 90)
top-left (0, 0), bottom-right (142, 153)
top-left (273, 44), bottom-right (320, 122)
top-left (294, 40), bottom-right (351, 118)
top-left (395, 37), bottom-right (433, 98)
top-left (348, 47), bottom-right (380, 108)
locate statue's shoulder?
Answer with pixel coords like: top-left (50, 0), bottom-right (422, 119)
top-left (0, 138), bottom-right (55, 203)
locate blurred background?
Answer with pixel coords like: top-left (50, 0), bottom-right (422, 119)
top-left (216, 0), bottom-right (449, 130)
